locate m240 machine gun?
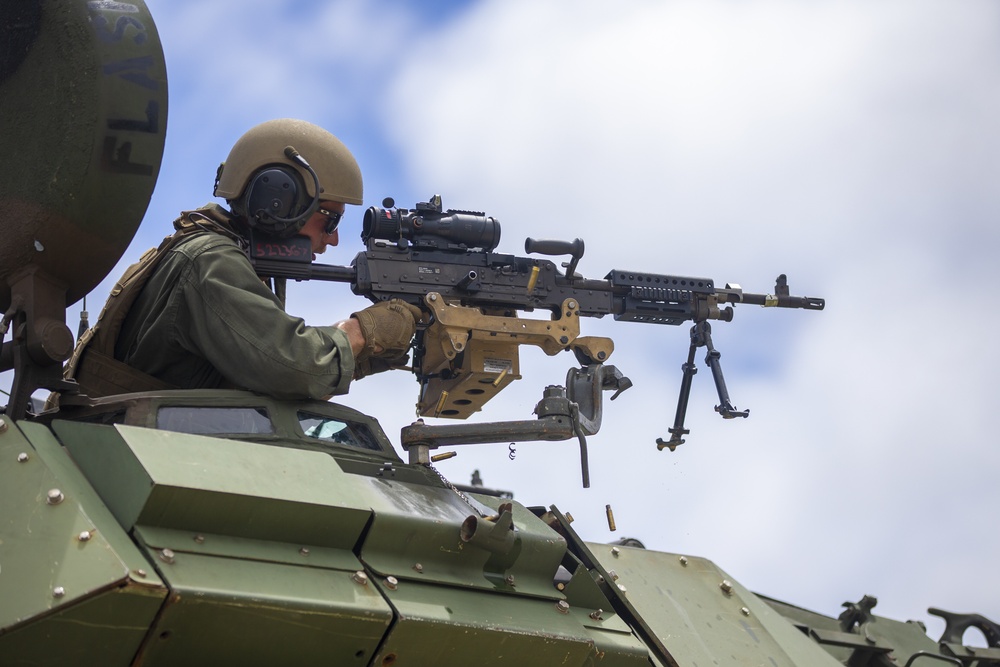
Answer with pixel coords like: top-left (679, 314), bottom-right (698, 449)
top-left (250, 195), bottom-right (825, 455)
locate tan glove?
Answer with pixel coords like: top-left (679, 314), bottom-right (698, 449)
top-left (354, 351), bottom-right (409, 380)
top-left (351, 299), bottom-right (422, 361)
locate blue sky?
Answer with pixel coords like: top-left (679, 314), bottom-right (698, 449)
top-left (11, 0), bottom-right (1000, 641)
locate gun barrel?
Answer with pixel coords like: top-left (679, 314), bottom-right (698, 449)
top-left (251, 259), bottom-right (356, 284)
top-left (734, 293), bottom-right (825, 310)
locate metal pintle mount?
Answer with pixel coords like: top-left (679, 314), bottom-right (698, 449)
top-left (405, 364), bottom-right (629, 488)
top-left (415, 292), bottom-right (614, 419)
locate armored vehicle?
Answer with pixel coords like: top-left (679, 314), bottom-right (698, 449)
top-left (1, 1), bottom-right (997, 665)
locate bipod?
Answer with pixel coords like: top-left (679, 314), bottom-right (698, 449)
top-left (657, 321), bottom-right (748, 452)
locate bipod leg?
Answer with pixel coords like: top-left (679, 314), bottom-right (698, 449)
top-left (700, 322), bottom-right (749, 420)
top-left (657, 324), bottom-right (701, 451)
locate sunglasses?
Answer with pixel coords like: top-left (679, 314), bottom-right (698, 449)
top-left (317, 207), bottom-right (343, 235)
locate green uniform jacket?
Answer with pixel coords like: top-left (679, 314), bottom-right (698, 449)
top-left (114, 226), bottom-right (355, 400)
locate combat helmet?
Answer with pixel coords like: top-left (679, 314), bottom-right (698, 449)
top-left (214, 118), bottom-right (363, 236)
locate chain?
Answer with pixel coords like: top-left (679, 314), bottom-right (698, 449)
top-left (425, 463), bottom-right (490, 518)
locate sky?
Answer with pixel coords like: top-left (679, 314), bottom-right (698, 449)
top-left (10, 0), bottom-right (1000, 644)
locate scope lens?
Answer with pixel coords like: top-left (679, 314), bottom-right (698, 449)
top-left (362, 206), bottom-right (400, 243)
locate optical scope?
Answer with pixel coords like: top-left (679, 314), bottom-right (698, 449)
top-left (362, 196), bottom-right (501, 251)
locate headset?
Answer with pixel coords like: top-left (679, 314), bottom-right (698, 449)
top-left (240, 146), bottom-right (321, 237)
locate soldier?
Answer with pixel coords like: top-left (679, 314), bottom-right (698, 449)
top-left (66, 118), bottom-right (419, 400)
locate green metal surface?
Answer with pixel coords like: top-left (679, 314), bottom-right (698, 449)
top-left (370, 578), bottom-right (615, 666)
top-left (0, 0), bottom-right (167, 309)
top-left (137, 525), bottom-right (363, 572)
top-left (844, 615), bottom-right (946, 664)
top-left (556, 553), bottom-right (651, 662)
top-left (762, 595), bottom-right (948, 666)
top-left (53, 421), bottom-right (374, 548)
top-left (358, 490), bottom-right (649, 664)
top-left (129, 549), bottom-right (392, 667)
top-left (587, 542), bottom-right (844, 667)
top-left (359, 483), bottom-right (567, 598)
top-left (0, 419), bottom-right (166, 663)
top-left (1, 586), bottom-right (166, 667)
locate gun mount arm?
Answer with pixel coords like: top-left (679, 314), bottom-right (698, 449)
top-left (403, 368), bottom-right (626, 488)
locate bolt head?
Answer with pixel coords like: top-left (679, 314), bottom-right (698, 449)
top-left (720, 580), bottom-right (734, 595)
top-left (413, 563), bottom-right (424, 573)
top-left (134, 569), bottom-right (148, 578)
top-left (679, 556), bottom-right (688, 566)
top-left (617, 583), bottom-right (628, 594)
top-left (505, 575), bottom-right (516, 586)
top-left (352, 571), bottom-right (369, 585)
top-left (46, 489), bottom-right (64, 505)
top-left (555, 600), bottom-right (570, 614)
top-left (52, 586), bottom-right (65, 598)
top-left (193, 534), bottom-right (205, 544)
top-left (589, 609), bottom-right (604, 620)
top-left (17, 452), bottom-right (28, 462)
top-left (741, 607), bottom-right (751, 617)
top-left (0, 418), bottom-right (7, 432)
top-left (611, 547), bottom-right (621, 557)
top-left (159, 548), bottom-right (175, 564)
top-left (385, 576), bottom-right (399, 590)
top-left (78, 530), bottom-right (92, 542)
top-left (299, 547), bottom-right (310, 556)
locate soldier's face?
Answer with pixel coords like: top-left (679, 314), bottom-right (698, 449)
top-left (299, 201), bottom-right (346, 257)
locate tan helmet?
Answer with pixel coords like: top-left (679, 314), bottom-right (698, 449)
top-left (214, 119), bottom-right (363, 235)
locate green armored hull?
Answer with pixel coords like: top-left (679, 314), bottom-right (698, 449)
top-left (3, 391), bottom-right (984, 666)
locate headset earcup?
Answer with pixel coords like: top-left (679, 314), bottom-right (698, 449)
top-left (243, 166), bottom-right (307, 232)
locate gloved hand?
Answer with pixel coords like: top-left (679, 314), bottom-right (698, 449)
top-left (354, 351), bottom-right (410, 380)
top-left (351, 298), bottom-right (422, 361)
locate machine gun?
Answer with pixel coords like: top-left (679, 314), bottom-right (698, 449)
top-left (249, 195), bottom-right (825, 458)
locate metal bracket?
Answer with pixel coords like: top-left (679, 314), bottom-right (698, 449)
top-left (931, 607), bottom-right (1000, 665)
top-left (421, 292), bottom-right (612, 366)
top-left (1, 266), bottom-right (77, 419)
top-left (415, 293), bottom-right (614, 420)
top-left (404, 371), bottom-right (624, 489)
top-left (566, 364), bottom-right (632, 435)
